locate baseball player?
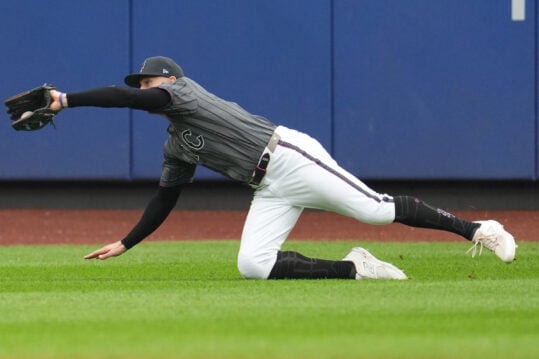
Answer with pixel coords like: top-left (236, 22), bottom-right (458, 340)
top-left (45, 56), bottom-right (515, 280)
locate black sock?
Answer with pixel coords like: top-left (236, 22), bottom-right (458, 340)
top-left (267, 251), bottom-right (356, 279)
top-left (394, 196), bottom-right (479, 240)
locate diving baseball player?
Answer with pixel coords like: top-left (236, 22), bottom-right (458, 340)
top-left (23, 56), bottom-right (517, 280)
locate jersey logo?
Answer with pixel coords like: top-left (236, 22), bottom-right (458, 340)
top-left (181, 129), bottom-right (205, 150)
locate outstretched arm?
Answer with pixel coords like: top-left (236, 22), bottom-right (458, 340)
top-left (49, 86), bottom-right (170, 112)
top-left (84, 185), bottom-right (183, 260)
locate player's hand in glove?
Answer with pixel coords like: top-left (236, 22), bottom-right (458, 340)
top-left (4, 84), bottom-right (65, 131)
top-left (84, 241), bottom-right (127, 260)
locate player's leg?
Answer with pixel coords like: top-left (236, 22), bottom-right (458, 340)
top-left (238, 192), bottom-right (356, 280)
top-left (272, 127), bottom-right (477, 236)
top-left (295, 166), bottom-right (515, 261)
top-left (270, 126), bottom-right (515, 262)
top-left (239, 127), bottom-right (407, 280)
top-left (392, 196), bottom-right (479, 239)
top-left (393, 196), bottom-right (516, 262)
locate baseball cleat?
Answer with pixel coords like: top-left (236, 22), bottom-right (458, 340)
top-left (343, 247), bottom-right (408, 280)
top-left (467, 220), bottom-right (517, 263)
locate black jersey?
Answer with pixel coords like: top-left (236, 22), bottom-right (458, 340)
top-left (156, 77), bottom-right (276, 185)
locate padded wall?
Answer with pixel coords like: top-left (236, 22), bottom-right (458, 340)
top-left (0, 1), bottom-right (536, 181)
top-left (333, 0), bottom-right (536, 179)
top-left (0, 0), bottom-right (131, 179)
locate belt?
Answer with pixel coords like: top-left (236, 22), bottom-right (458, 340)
top-left (249, 132), bottom-right (281, 187)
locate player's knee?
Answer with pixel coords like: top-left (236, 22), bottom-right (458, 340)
top-left (353, 200), bottom-right (396, 225)
top-left (237, 252), bottom-right (275, 279)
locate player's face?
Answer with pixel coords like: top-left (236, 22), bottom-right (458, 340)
top-left (139, 76), bottom-right (176, 89)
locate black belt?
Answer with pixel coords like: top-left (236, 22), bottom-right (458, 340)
top-left (250, 153), bottom-right (270, 186)
top-left (249, 132), bottom-right (281, 186)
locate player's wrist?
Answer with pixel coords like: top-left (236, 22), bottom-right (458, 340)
top-left (120, 238), bottom-right (133, 250)
top-left (59, 92), bottom-right (67, 109)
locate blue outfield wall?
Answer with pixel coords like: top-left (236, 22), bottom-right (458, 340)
top-left (0, 0), bottom-right (536, 181)
top-left (0, 0), bottom-right (132, 179)
top-left (334, 0), bottom-right (536, 180)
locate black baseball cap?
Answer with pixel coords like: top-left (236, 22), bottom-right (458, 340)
top-left (124, 56), bottom-right (184, 87)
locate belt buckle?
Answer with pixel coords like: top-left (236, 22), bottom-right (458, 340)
top-left (267, 133), bottom-right (281, 153)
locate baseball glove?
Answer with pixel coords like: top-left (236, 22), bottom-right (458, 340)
top-left (4, 84), bottom-right (57, 131)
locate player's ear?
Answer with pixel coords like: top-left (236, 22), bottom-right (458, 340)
top-left (168, 76), bottom-right (177, 82)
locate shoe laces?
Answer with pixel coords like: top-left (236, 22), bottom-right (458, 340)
top-left (466, 235), bottom-right (498, 258)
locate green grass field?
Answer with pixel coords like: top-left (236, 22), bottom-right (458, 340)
top-left (1, 240), bottom-right (538, 359)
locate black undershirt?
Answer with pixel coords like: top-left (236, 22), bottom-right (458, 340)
top-left (66, 86), bottom-right (179, 250)
top-left (67, 86), bottom-right (170, 111)
top-left (120, 185), bottom-right (183, 250)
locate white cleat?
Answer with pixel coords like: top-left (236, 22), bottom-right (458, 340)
top-left (343, 247), bottom-right (408, 280)
top-left (467, 220), bottom-right (517, 263)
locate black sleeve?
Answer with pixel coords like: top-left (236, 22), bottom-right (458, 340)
top-left (66, 86), bottom-right (170, 111)
top-left (120, 185), bottom-right (183, 249)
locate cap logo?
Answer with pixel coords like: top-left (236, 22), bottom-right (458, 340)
top-left (162, 69), bottom-right (169, 74)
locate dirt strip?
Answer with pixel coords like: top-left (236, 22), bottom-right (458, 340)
top-left (0, 209), bottom-right (536, 245)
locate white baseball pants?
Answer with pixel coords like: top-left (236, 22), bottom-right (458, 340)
top-left (237, 126), bottom-right (396, 279)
